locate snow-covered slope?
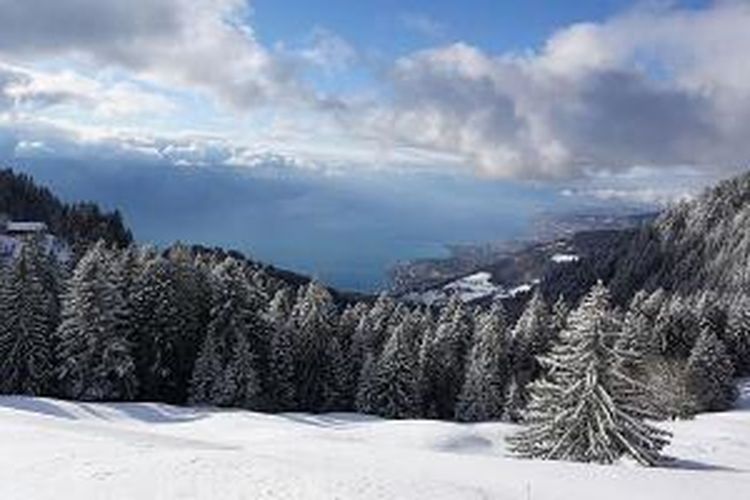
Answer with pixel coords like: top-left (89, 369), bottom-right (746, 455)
top-left (1, 382), bottom-right (749, 500)
top-left (402, 271), bottom-right (537, 305)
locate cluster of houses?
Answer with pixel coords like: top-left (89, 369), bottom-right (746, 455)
top-left (0, 215), bottom-right (69, 262)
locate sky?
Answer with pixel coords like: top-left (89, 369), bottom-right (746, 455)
top-left (0, 0), bottom-right (747, 289)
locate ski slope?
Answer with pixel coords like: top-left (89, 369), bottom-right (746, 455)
top-left (1, 381), bottom-right (749, 500)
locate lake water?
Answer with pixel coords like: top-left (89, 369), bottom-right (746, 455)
top-left (12, 159), bottom-right (570, 292)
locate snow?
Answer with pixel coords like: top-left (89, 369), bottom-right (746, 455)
top-left (404, 272), bottom-right (537, 305)
top-left (551, 253), bottom-right (580, 263)
top-left (443, 272), bottom-right (499, 302)
top-left (1, 381), bottom-right (750, 499)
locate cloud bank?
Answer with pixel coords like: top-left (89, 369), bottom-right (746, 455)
top-left (364, 1), bottom-right (750, 179)
top-left (0, 0), bottom-right (750, 185)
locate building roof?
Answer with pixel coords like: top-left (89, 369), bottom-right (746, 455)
top-left (6, 221), bottom-right (48, 233)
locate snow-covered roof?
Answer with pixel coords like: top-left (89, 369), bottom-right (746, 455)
top-left (6, 221), bottom-right (48, 233)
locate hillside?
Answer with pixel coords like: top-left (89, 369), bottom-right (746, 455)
top-left (399, 170), bottom-right (750, 307)
top-left (545, 170), bottom-right (750, 304)
top-left (0, 168), bottom-right (133, 257)
top-left (0, 380), bottom-right (748, 500)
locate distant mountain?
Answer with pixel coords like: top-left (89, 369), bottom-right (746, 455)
top-left (399, 170), bottom-right (750, 308)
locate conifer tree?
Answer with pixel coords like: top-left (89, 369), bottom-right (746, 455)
top-left (367, 310), bottom-right (424, 418)
top-left (455, 300), bottom-right (510, 421)
top-left (337, 302), bottom-right (369, 405)
top-left (131, 255), bottom-right (185, 402)
top-left (56, 242), bottom-right (138, 400)
top-left (188, 258), bottom-right (266, 409)
top-left (267, 287), bottom-right (297, 410)
top-left (549, 295), bottom-right (570, 338)
top-left (0, 236), bottom-right (55, 394)
top-left (508, 282), bottom-right (671, 466)
top-left (726, 295), bottom-right (750, 375)
top-left (510, 290), bottom-right (552, 396)
top-left (502, 376), bottom-right (525, 422)
top-left (686, 327), bottom-right (736, 412)
top-left (350, 293), bottom-right (394, 384)
top-left (354, 352), bottom-right (378, 414)
top-left (654, 295), bottom-right (698, 358)
top-left (319, 333), bottom-right (350, 411)
top-left (168, 244), bottom-right (212, 398)
top-left (420, 295), bottom-right (473, 419)
top-left (287, 281), bottom-right (337, 411)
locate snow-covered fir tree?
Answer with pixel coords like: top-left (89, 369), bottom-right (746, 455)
top-left (549, 295), bottom-right (570, 338)
top-left (726, 294), bottom-right (750, 375)
top-left (130, 254), bottom-right (185, 402)
top-left (686, 326), bottom-right (736, 412)
top-left (188, 257), bottom-right (267, 409)
top-left (350, 293), bottom-right (395, 384)
top-left (420, 295), bottom-right (473, 419)
top-left (287, 281), bottom-right (338, 411)
top-left (167, 244), bottom-right (213, 399)
top-left (508, 281), bottom-right (671, 466)
top-left (455, 300), bottom-right (510, 422)
top-left (510, 290), bottom-right (551, 385)
top-left (620, 290), bottom-right (659, 361)
top-left (266, 287), bottom-right (297, 410)
top-left (56, 242), bottom-right (138, 400)
top-left (366, 310), bottom-right (424, 418)
top-left (0, 236), bottom-right (55, 394)
top-left (337, 302), bottom-right (369, 406)
top-left (319, 332), bottom-right (350, 411)
top-left (502, 375), bottom-right (525, 422)
top-left (654, 295), bottom-right (699, 358)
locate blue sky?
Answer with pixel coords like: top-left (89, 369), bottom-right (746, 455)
top-left (253, 0), bottom-right (706, 56)
top-left (0, 0), bottom-right (747, 288)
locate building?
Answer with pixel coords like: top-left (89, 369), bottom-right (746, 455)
top-left (0, 216), bottom-right (67, 262)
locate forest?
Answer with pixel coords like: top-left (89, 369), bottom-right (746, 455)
top-left (1, 168), bottom-right (750, 467)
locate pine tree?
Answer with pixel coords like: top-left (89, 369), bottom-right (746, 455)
top-left (56, 242), bottom-right (138, 400)
top-left (0, 236), bottom-right (55, 394)
top-left (168, 244), bottom-right (212, 400)
top-left (726, 294), bottom-right (750, 375)
top-left (188, 258), bottom-right (267, 409)
top-left (131, 254), bottom-right (185, 402)
top-left (319, 333), bottom-right (350, 411)
top-left (620, 290), bottom-right (659, 361)
top-left (508, 282), bottom-right (671, 466)
top-left (337, 302), bottom-right (369, 406)
top-left (549, 295), bottom-right (570, 338)
top-left (420, 295), bottom-right (473, 419)
top-left (350, 293), bottom-right (394, 385)
top-left (502, 375), bottom-right (525, 423)
top-left (510, 290), bottom-right (552, 397)
top-left (654, 295), bottom-right (698, 358)
top-left (287, 281), bottom-right (338, 411)
top-left (685, 327), bottom-right (736, 412)
top-left (455, 300), bottom-right (510, 422)
top-left (367, 310), bottom-right (423, 418)
top-left (267, 287), bottom-right (297, 410)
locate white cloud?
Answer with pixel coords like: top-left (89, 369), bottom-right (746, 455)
top-left (0, 0), bottom-right (309, 109)
top-left (0, 63), bottom-right (174, 118)
top-left (357, 1), bottom-right (750, 180)
top-left (295, 28), bottom-right (358, 73)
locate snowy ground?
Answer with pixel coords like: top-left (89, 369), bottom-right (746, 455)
top-left (1, 382), bottom-right (749, 500)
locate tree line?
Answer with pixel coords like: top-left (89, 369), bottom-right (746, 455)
top-left (1, 235), bottom-right (748, 465)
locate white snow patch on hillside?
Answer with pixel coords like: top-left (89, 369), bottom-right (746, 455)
top-left (1, 381), bottom-right (749, 499)
top-left (403, 272), bottom-right (536, 305)
top-left (443, 272), bottom-right (499, 302)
